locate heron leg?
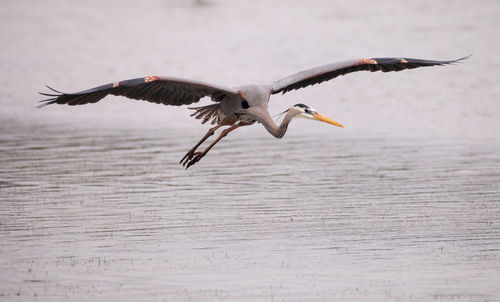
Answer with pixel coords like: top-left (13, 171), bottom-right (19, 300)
top-left (183, 122), bottom-right (250, 169)
top-left (180, 115), bottom-right (239, 165)
top-left (179, 123), bottom-right (224, 164)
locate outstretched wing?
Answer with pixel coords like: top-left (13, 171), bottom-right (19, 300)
top-left (38, 76), bottom-right (241, 108)
top-left (270, 56), bottom-right (469, 95)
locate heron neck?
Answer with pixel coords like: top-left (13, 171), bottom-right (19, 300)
top-left (261, 110), bottom-right (294, 138)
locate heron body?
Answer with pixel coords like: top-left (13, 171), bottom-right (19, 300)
top-left (222, 84), bottom-right (272, 125)
top-left (39, 56), bottom-right (468, 169)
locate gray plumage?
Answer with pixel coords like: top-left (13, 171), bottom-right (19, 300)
top-left (38, 56), bottom-right (468, 169)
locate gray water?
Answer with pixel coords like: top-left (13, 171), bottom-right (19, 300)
top-left (1, 0), bottom-right (500, 301)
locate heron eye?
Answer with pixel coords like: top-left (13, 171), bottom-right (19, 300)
top-left (305, 108), bottom-right (311, 114)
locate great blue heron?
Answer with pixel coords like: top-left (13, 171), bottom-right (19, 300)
top-left (39, 56), bottom-right (467, 169)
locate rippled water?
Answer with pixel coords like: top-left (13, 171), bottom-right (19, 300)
top-left (2, 122), bottom-right (499, 301)
top-left (1, 0), bottom-right (500, 301)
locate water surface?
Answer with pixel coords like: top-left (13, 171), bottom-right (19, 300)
top-left (1, 0), bottom-right (500, 301)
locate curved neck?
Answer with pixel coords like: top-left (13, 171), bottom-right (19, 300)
top-left (261, 110), bottom-right (296, 138)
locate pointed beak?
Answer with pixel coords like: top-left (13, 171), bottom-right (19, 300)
top-left (312, 112), bottom-right (344, 128)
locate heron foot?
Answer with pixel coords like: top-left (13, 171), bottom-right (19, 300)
top-left (180, 149), bottom-right (195, 165)
top-left (183, 152), bottom-right (204, 169)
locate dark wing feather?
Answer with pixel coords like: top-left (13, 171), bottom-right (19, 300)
top-left (271, 56), bottom-right (469, 95)
top-left (38, 76), bottom-right (240, 108)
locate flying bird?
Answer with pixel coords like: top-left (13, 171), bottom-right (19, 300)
top-left (38, 56), bottom-right (468, 169)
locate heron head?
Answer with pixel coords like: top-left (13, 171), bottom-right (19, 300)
top-left (290, 103), bottom-right (344, 127)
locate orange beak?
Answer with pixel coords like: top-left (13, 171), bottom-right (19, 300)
top-left (313, 113), bottom-right (344, 128)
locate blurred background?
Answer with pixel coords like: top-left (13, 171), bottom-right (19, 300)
top-left (1, 0), bottom-right (499, 301)
top-left (1, 0), bottom-right (498, 138)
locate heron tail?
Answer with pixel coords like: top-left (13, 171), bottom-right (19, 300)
top-left (187, 103), bottom-right (224, 125)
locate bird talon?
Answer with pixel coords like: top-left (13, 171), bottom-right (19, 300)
top-left (180, 150), bottom-right (194, 165)
top-left (184, 152), bottom-right (203, 169)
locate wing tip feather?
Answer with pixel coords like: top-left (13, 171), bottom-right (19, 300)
top-left (450, 55), bottom-right (471, 64)
top-left (37, 86), bottom-right (64, 109)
